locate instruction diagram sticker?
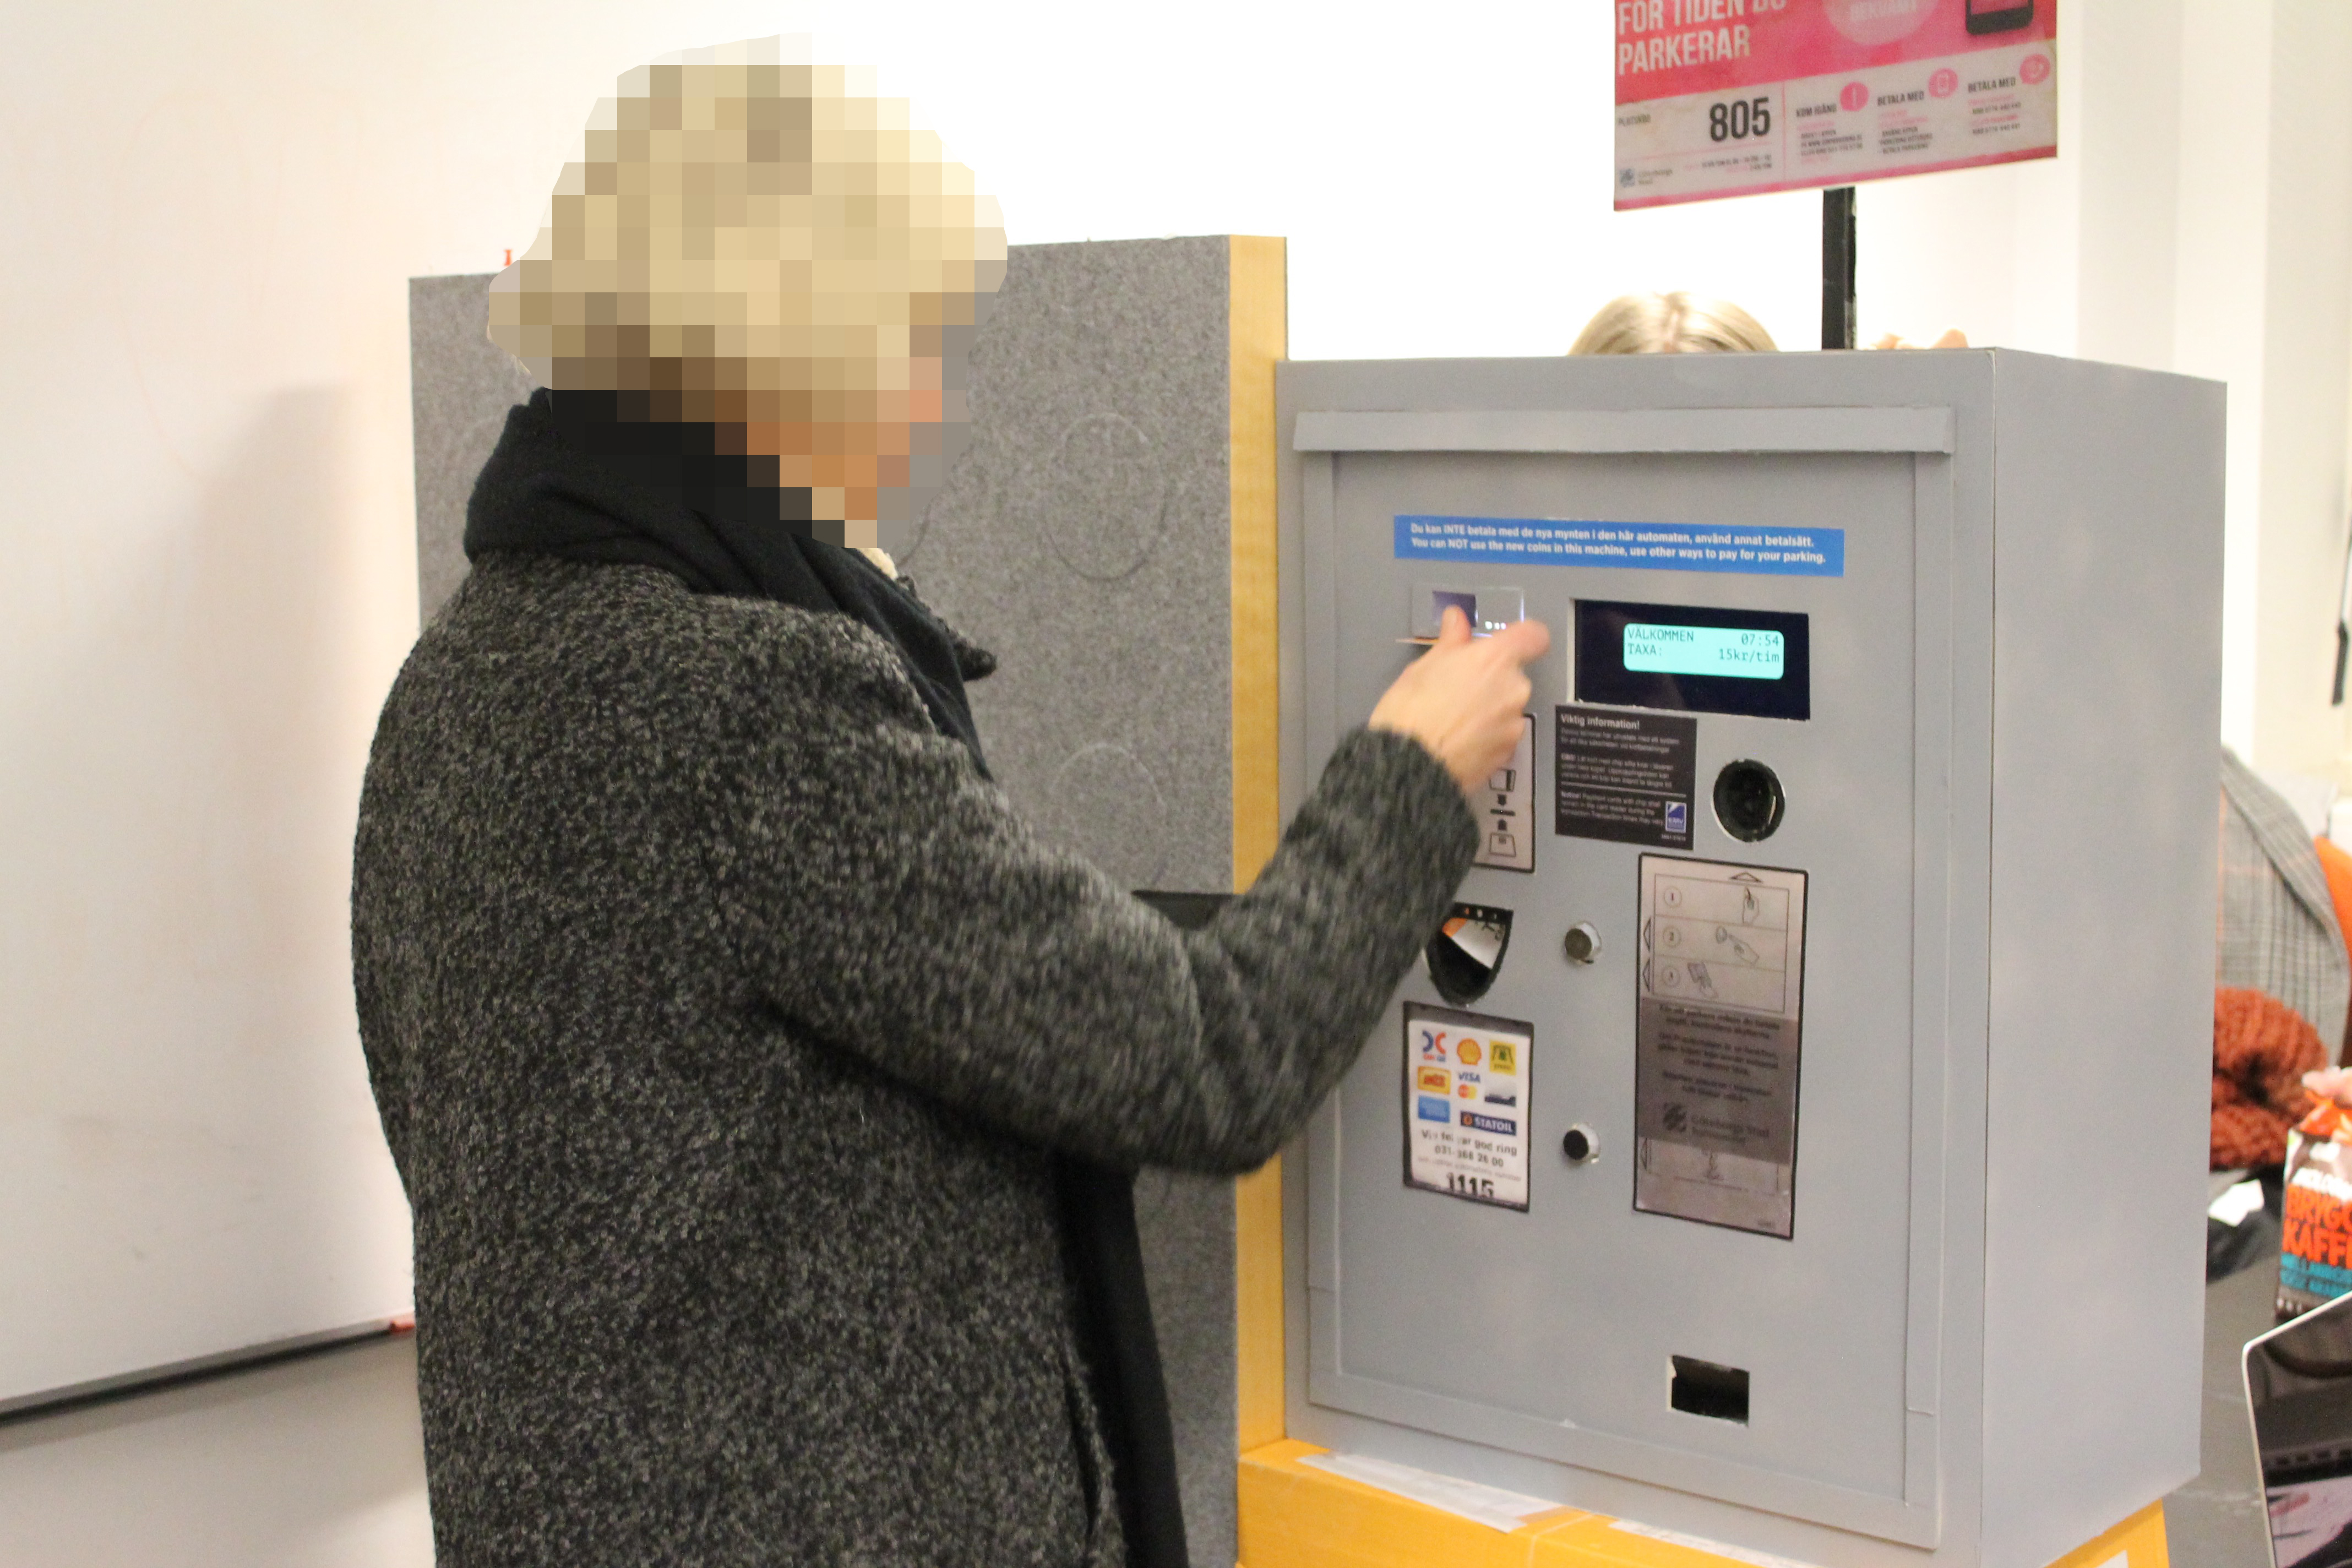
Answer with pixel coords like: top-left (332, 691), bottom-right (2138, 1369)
top-left (1404, 1002), bottom-right (1532, 1211)
top-left (1473, 716), bottom-right (1536, 872)
top-left (1634, 856), bottom-right (1808, 1239)
top-left (1555, 706), bottom-right (1696, 850)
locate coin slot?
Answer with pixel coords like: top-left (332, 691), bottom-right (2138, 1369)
top-left (1425, 903), bottom-right (1513, 1007)
top-left (1669, 1355), bottom-right (1750, 1424)
top-left (1711, 759), bottom-right (1785, 843)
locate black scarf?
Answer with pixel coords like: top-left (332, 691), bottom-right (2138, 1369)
top-left (461, 390), bottom-right (1189, 1568)
top-left (465, 389), bottom-right (994, 769)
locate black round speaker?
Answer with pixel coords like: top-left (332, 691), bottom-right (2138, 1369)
top-left (1711, 759), bottom-right (1785, 842)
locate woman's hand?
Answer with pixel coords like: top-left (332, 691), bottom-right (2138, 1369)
top-left (1369, 607), bottom-right (1552, 798)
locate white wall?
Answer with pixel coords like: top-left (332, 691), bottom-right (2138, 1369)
top-left (2240, 3), bottom-right (2352, 776)
top-left (1851, 0), bottom-right (2352, 774)
top-left (7, 0), bottom-right (2349, 1558)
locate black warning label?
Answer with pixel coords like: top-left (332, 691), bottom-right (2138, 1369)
top-left (1553, 706), bottom-right (1695, 849)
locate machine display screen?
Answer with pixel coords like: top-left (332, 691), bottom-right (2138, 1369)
top-left (1576, 600), bottom-right (1810, 720)
top-left (1623, 623), bottom-right (1784, 680)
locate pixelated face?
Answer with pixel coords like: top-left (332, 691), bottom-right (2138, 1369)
top-left (488, 37), bottom-right (1007, 537)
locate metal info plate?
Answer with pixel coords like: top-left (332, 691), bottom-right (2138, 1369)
top-left (1634, 854), bottom-right (1809, 1238)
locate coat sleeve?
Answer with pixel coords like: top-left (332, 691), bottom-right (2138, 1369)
top-left (704, 617), bottom-right (1478, 1173)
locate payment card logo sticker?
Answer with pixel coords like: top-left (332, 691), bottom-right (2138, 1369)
top-left (1404, 1001), bottom-right (1533, 1213)
top-left (1665, 801), bottom-right (1689, 835)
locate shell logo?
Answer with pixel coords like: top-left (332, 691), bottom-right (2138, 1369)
top-left (1457, 1040), bottom-right (1483, 1066)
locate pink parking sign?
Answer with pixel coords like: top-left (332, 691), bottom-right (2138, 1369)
top-left (1614, 0), bottom-right (2057, 210)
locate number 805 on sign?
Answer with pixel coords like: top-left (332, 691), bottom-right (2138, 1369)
top-left (1709, 95), bottom-right (1771, 141)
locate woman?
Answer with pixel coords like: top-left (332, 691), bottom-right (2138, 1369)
top-left (1569, 290), bottom-right (1778, 355)
top-left (353, 39), bottom-right (1545, 1567)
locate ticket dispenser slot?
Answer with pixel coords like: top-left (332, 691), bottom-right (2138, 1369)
top-left (1669, 1356), bottom-right (1751, 1425)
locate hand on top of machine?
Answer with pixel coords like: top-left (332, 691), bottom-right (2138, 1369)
top-left (1369, 606), bottom-right (1550, 799)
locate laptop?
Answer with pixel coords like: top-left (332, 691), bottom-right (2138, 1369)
top-left (2246, 1287), bottom-right (2352, 1566)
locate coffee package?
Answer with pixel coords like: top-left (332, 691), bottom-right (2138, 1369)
top-left (2279, 1097), bottom-right (2352, 1319)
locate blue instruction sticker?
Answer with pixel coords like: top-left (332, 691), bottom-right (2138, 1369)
top-left (1395, 515), bottom-right (1843, 578)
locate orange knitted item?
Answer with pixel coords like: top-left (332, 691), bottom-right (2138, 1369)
top-left (2213, 985), bottom-right (2327, 1169)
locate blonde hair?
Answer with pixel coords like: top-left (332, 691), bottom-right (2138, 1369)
top-left (1569, 292), bottom-right (1777, 356)
top-left (488, 37), bottom-right (1007, 532)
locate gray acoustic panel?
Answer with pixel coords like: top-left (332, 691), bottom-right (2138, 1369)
top-left (407, 237), bottom-right (1249, 1568)
top-left (407, 276), bottom-right (533, 626)
top-left (906, 236), bottom-right (1235, 899)
top-left (1134, 1169), bottom-right (1240, 1568)
top-left (903, 234), bottom-right (1239, 1568)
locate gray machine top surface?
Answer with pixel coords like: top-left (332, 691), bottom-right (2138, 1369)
top-left (1276, 349), bottom-right (2220, 1568)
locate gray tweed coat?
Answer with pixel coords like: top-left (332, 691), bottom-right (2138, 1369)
top-left (351, 553), bottom-right (1476, 1566)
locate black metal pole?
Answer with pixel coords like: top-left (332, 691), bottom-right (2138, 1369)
top-left (1821, 186), bottom-right (1856, 350)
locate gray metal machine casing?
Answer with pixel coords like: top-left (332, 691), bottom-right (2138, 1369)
top-left (1275, 351), bottom-right (2220, 1568)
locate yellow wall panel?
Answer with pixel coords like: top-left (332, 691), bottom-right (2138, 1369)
top-left (1229, 233), bottom-right (1288, 1457)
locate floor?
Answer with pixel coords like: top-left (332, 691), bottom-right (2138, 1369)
top-left (0, 1268), bottom-right (2286, 1567)
top-left (0, 1333), bottom-right (431, 1567)
top-left (2163, 1257), bottom-right (2277, 1565)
